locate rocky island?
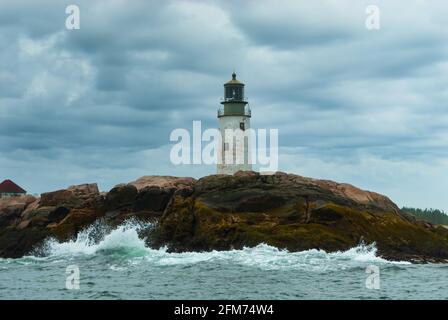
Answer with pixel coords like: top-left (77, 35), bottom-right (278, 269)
top-left (1, 171), bottom-right (447, 263)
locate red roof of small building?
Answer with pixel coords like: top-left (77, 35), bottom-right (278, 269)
top-left (0, 180), bottom-right (26, 194)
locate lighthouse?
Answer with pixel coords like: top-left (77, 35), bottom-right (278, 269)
top-left (217, 72), bottom-right (252, 174)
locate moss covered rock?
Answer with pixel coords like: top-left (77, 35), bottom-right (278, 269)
top-left (151, 172), bottom-right (448, 263)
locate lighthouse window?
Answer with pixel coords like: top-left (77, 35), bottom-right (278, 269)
top-left (240, 122), bottom-right (245, 131)
top-left (225, 86), bottom-right (243, 100)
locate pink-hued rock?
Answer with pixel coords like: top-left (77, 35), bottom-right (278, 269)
top-left (21, 199), bottom-right (40, 219)
top-left (67, 183), bottom-right (99, 197)
top-left (128, 176), bottom-right (196, 191)
top-left (289, 174), bottom-right (399, 213)
top-left (0, 195), bottom-right (36, 213)
top-left (234, 170), bottom-right (259, 177)
top-left (40, 183), bottom-right (99, 207)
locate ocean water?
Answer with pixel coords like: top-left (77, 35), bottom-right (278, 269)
top-left (0, 220), bottom-right (447, 300)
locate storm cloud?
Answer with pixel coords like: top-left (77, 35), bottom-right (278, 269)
top-left (0, 0), bottom-right (447, 210)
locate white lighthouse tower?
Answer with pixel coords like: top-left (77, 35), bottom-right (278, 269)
top-left (217, 72), bottom-right (252, 174)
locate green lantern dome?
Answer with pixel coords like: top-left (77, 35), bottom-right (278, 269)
top-left (222, 72), bottom-right (246, 103)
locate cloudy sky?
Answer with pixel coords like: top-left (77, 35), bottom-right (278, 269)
top-left (0, 0), bottom-right (447, 211)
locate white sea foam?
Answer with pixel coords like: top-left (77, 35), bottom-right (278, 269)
top-left (147, 243), bottom-right (410, 272)
top-left (39, 220), bottom-right (410, 271)
top-left (43, 219), bottom-right (151, 257)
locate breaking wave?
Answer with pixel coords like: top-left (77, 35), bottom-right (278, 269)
top-left (32, 220), bottom-right (410, 271)
top-left (40, 219), bottom-right (151, 258)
